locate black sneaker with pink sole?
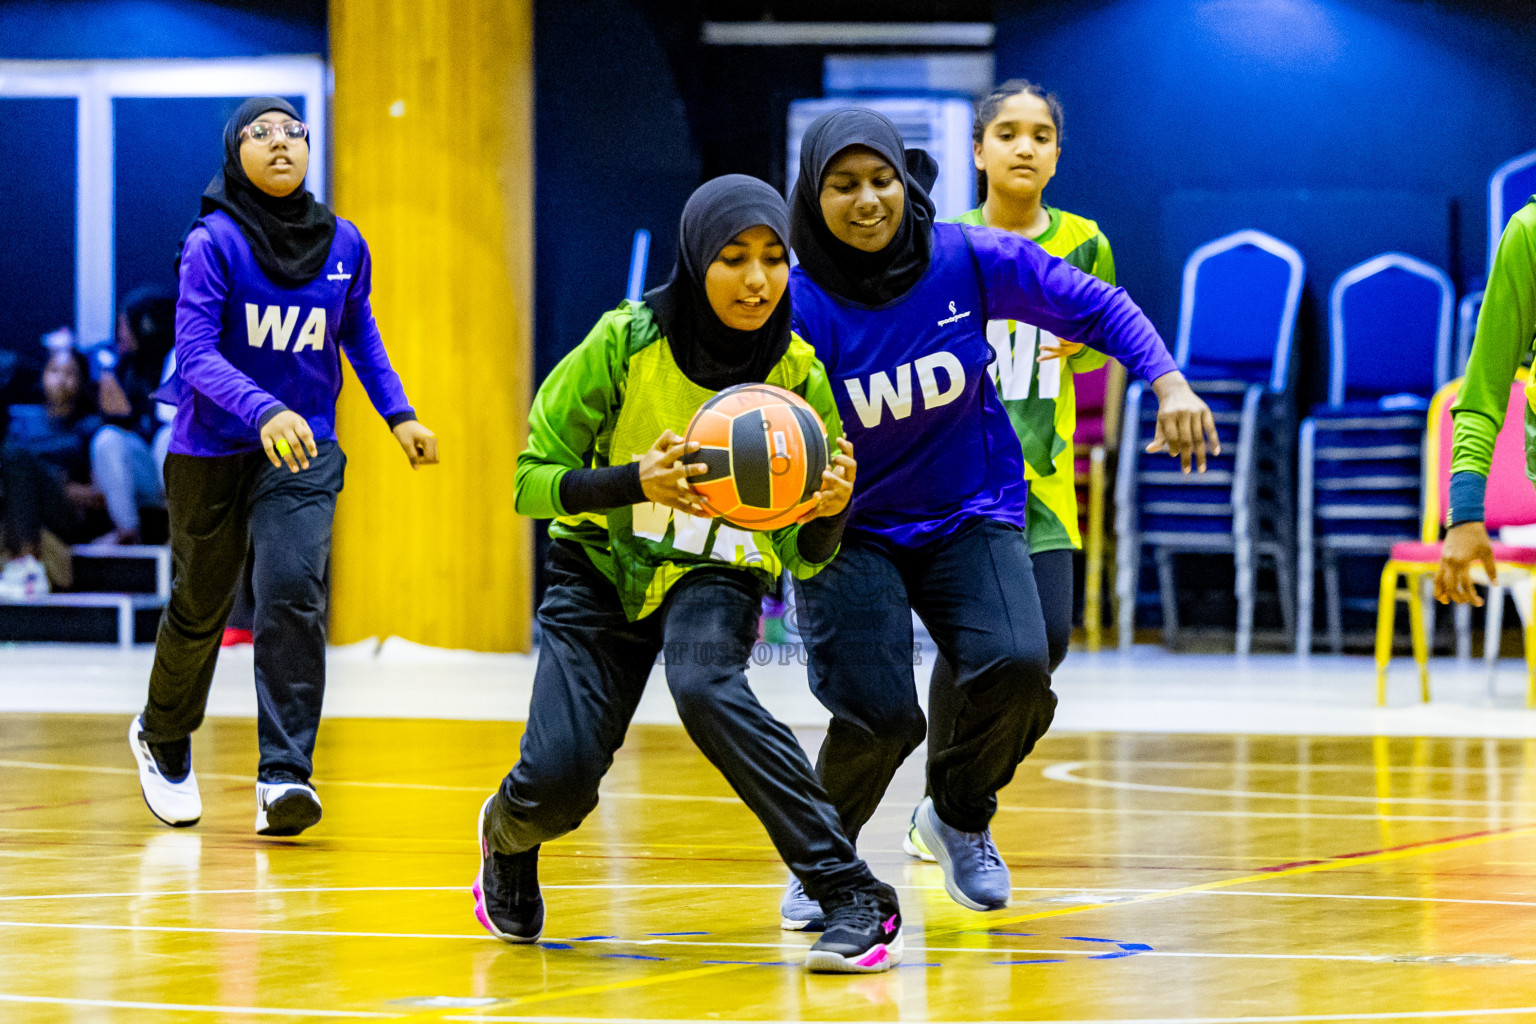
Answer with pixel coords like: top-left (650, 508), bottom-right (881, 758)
top-left (806, 880), bottom-right (902, 973)
top-left (471, 796), bottom-right (544, 943)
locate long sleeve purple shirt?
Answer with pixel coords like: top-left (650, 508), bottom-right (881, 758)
top-left (161, 210), bottom-right (415, 457)
top-left (790, 222), bottom-right (1177, 548)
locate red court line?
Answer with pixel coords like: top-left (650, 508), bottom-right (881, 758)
top-left (1258, 821), bottom-right (1536, 872)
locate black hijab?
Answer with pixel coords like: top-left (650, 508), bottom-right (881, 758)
top-left (179, 96), bottom-right (336, 288)
top-left (644, 174), bottom-right (794, 392)
top-left (789, 108), bottom-right (938, 308)
top-left (120, 286), bottom-right (176, 382)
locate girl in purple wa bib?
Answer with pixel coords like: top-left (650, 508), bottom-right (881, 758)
top-left (781, 109), bottom-right (1218, 922)
top-left (128, 97), bottom-right (439, 838)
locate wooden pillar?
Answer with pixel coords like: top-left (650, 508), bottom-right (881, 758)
top-left (327, 0), bottom-right (533, 651)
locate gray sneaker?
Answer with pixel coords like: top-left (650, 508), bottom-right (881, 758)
top-left (779, 876), bottom-right (825, 931)
top-left (913, 796), bottom-right (1010, 911)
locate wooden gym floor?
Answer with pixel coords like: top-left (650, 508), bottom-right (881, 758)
top-left (4, 714), bottom-right (1536, 1022)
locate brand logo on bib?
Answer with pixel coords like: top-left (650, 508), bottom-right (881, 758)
top-left (245, 304), bottom-right (326, 353)
top-left (937, 300), bottom-right (971, 326)
top-left (326, 261), bottom-right (352, 281)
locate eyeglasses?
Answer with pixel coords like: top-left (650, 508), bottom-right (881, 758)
top-left (241, 120), bottom-right (309, 145)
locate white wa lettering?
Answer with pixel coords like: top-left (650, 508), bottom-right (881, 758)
top-left (844, 355), bottom-right (968, 428)
top-left (246, 304), bottom-right (299, 350)
top-left (844, 364), bottom-right (913, 428)
top-left (292, 308), bottom-right (327, 353)
top-left (985, 320), bottom-right (1061, 401)
top-left (244, 304), bottom-right (326, 353)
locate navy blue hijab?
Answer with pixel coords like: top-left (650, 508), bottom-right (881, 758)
top-left (644, 174), bottom-right (793, 392)
top-left (180, 97), bottom-right (336, 288)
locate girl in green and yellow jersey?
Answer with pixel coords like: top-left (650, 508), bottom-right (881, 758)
top-left (1435, 196), bottom-right (1536, 605)
top-left (909, 79), bottom-right (1120, 859)
top-left (472, 175), bottom-right (905, 974)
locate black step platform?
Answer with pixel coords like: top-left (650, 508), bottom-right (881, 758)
top-left (0, 545), bottom-right (169, 648)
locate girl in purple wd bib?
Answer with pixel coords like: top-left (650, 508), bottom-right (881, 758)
top-left (781, 109), bottom-right (1217, 924)
top-left (129, 97), bottom-right (440, 837)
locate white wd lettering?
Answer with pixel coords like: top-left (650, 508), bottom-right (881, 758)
top-left (844, 364), bottom-right (913, 428)
top-left (915, 351), bottom-right (965, 409)
top-left (845, 356), bottom-right (970, 428)
top-left (245, 304), bottom-right (325, 353)
top-left (246, 304), bottom-right (300, 350)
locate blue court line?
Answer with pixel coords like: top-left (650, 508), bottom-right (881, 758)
top-left (1063, 936), bottom-right (1123, 943)
top-left (646, 931), bottom-right (709, 936)
top-left (995, 958), bottom-right (1065, 965)
top-left (573, 935), bottom-right (615, 941)
top-left (537, 942), bottom-right (572, 950)
top-left (602, 953), bottom-right (667, 961)
top-left (700, 960), bottom-right (793, 966)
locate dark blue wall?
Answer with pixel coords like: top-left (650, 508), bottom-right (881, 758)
top-left (0, 98), bottom-right (75, 369)
top-left (0, 0), bottom-right (325, 59)
top-left (532, 0), bottom-right (701, 592)
top-left (534, 0), bottom-right (699, 384)
top-left (994, 0), bottom-right (1536, 411)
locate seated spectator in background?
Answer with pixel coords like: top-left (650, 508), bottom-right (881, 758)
top-left (93, 287), bottom-right (176, 544)
top-left (10, 348), bottom-right (104, 512)
top-left (0, 445), bottom-right (70, 600)
top-left (1, 347), bottom-right (105, 598)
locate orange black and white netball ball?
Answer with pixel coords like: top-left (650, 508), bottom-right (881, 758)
top-left (683, 383), bottom-right (829, 531)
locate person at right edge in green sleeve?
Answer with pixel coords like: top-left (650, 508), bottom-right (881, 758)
top-left (1435, 196), bottom-right (1536, 605)
top-left (469, 174), bottom-right (907, 975)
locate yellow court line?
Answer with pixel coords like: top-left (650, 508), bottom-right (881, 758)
top-left (963, 821), bottom-right (1536, 932)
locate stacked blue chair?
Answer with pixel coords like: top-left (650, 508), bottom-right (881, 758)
top-left (1452, 150), bottom-right (1536, 379)
top-left (1489, 149), bottom-right (1536, 278)
top-left (1116, 230), bottom-right (1304, 654)
top-left (1456, 291), bottom-right (1483, 377)
top-left (1297, 254), bottom-right (1453, 654)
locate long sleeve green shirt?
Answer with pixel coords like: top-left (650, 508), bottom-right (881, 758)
top-left (515, 300), bottom-right (845, 620)
top-left (1450, 199), bottom-right (1536, 511)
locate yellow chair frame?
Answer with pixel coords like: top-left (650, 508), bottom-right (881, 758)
top-left (1373, 371), bottom-right (1536, 708)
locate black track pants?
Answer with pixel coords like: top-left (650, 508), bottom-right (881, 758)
top-left (794, 518), bottom-right (1057, 837)
top-left (487, 541), bottom-right (876, 903)
top-left (142, 443), bottom-right (344, 781)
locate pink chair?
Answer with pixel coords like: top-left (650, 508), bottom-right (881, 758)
top-left (1074, 362), bottom-right (1125, 652)
top-left (1374, 371), bottom-right (1536, 707)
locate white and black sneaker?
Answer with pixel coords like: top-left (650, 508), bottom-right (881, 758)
top-left (129, 715), bottom-right (201, 827)
top-left (255, 773), bottom-right (322, 836)
top-left (806, 880), bottom-right (903, 974)
top-left (471, 796), bottom-right (544, 943)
